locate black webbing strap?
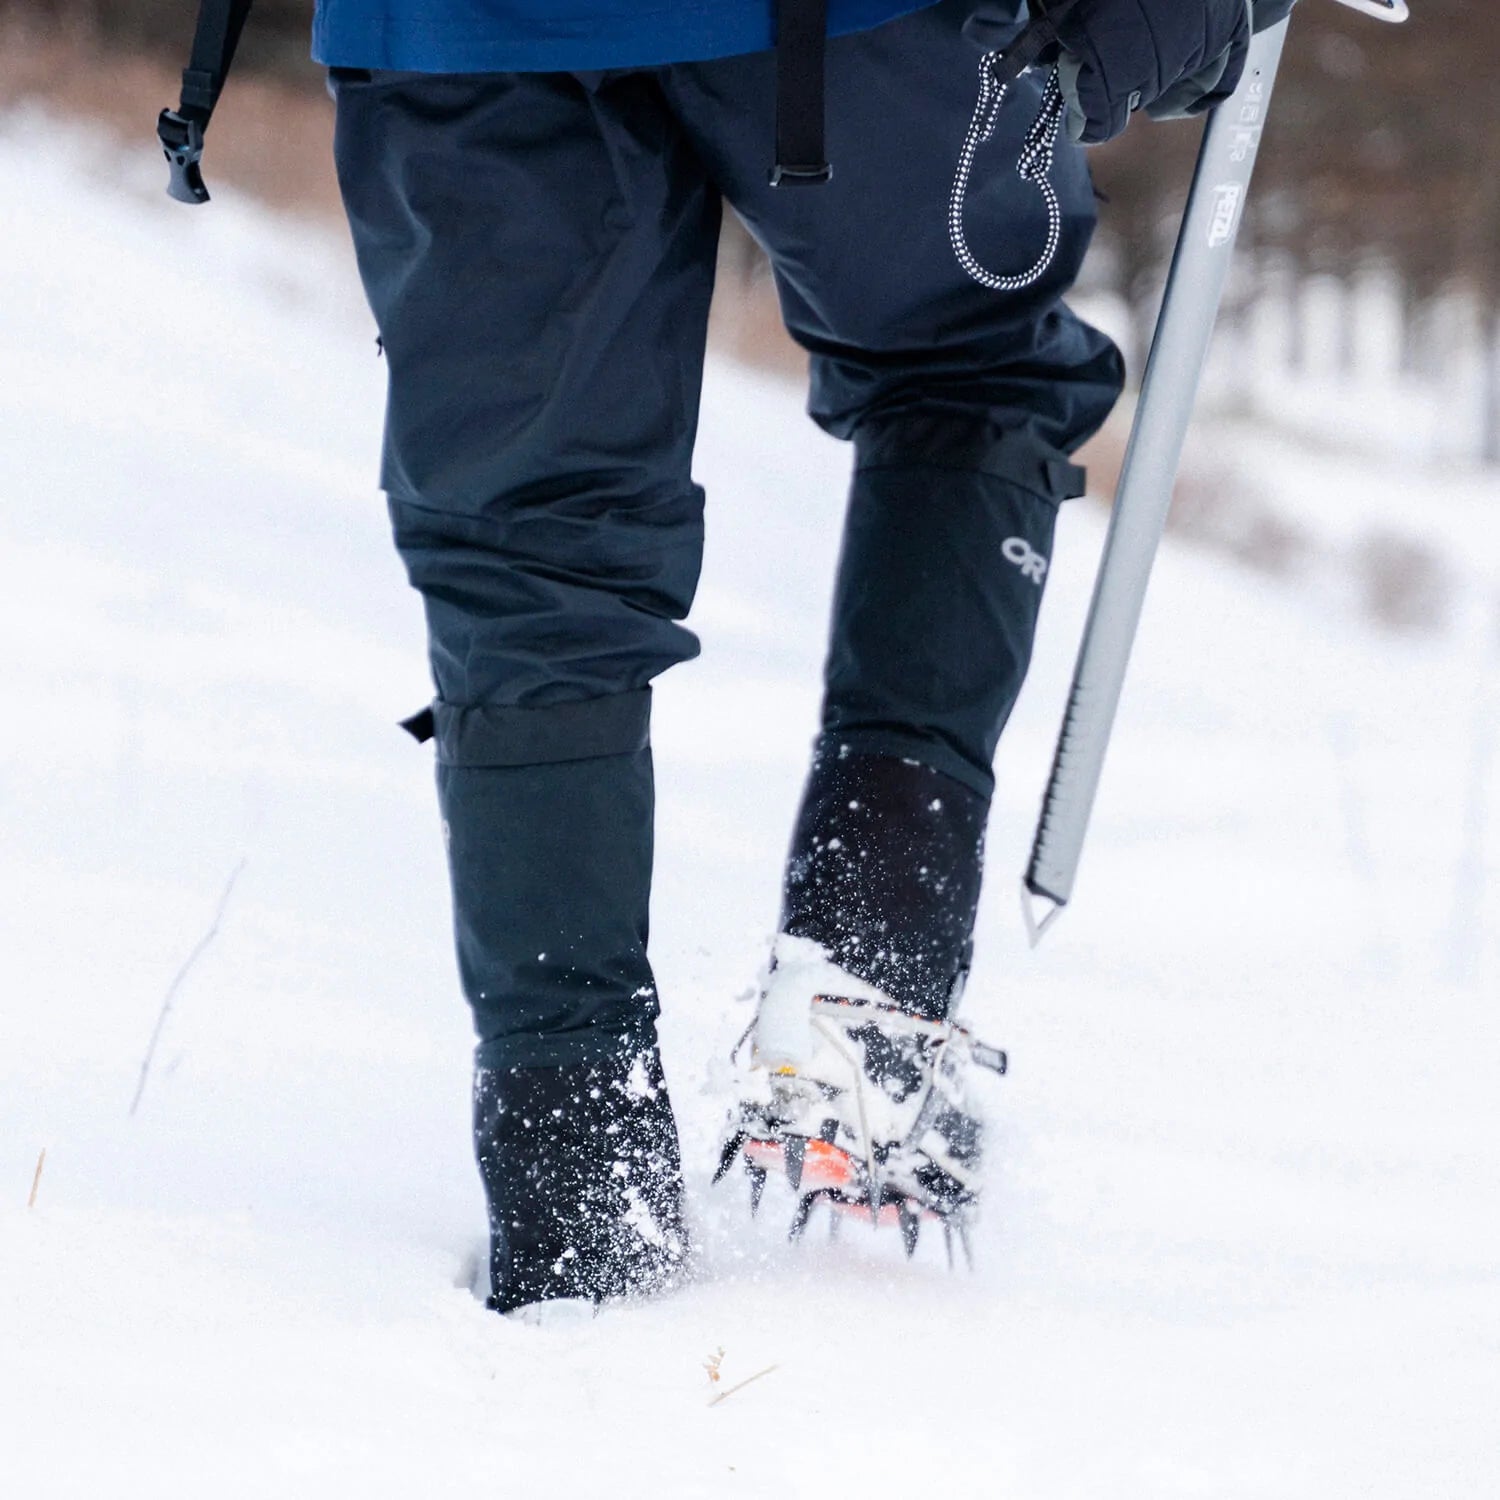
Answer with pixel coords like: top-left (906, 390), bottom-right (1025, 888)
top-left (400, 707), bottom-right (436, 744)
top-left (771, 0), bottom-right (832, 185)
top-left (157, 0), bottom-right (255, 204)
top-left (982, 0), bottom-right (1086, 87)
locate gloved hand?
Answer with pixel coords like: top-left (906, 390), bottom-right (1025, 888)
top-left (1042, 0), bottom-right (1255, 144)
top-left (1148, 0), bottom-right (1297, 121)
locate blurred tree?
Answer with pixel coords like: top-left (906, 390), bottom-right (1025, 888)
top-left (1088, 0), bottom-right (1498, 456)
top-left (4, 0), bottom-right (1496, 457)
top-left (1, 0), bottom-right (316, 76)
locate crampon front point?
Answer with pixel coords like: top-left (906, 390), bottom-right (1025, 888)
top-left (714, 1117), bottom-right (978, 1265)
top-left (713, 993), bottom-right (1006, 1264)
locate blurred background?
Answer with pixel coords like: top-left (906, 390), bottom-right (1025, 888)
top-left (3, 0), bottom-right (1495, 625)
top-left (3, 6), bottom-right (1497, 1488)
top-left (6, 1), bottom-right (1498, 402)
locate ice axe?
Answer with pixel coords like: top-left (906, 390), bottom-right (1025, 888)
top-left (1019, 0), bottom-right (1409, 946)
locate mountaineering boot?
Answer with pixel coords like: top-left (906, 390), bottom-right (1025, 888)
top-left (476, 1046), bottom-right (690, 1313)
top-left (717, 753), bottom-right (1007, 1248)
top-left (779, 751), bottom-right (988, 1020)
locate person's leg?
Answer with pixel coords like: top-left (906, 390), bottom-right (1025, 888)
top-left (666, 1), bottom-right (1124, 1018)
top-left (332, 65), bottom-right (722, 1307)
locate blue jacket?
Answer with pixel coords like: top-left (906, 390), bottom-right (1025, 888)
top-left (312, 0), bottom-right (942, 73)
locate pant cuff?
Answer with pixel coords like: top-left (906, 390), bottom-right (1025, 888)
top-left (427, 689), bottom-right (652, 767)
top-left (854, 411), bottom-right (1086, 501)
top-left (813, 729), bottom-right (996, 800)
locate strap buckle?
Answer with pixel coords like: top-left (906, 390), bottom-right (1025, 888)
top-left (157, 108), bottom-right (210, 205)
top-left (768, 161), bottom-right (833, 188)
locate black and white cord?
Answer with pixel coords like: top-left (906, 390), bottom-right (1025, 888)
top-left (949, 57), bottom-right (1066, 292)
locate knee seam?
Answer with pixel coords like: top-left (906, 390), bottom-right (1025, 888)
top-left (853, 413), bottom-right (1086, 501)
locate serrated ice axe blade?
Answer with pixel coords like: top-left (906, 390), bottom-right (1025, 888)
top-left (1022, 20), bottom-right (1290, 939)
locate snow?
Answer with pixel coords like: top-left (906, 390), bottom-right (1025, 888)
top-left (754, 933), bottom-right (900, 1069)
top-left (3, 109), bottom-right (1499, 1497)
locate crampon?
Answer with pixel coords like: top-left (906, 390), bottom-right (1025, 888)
top-left (713, 994), bottom-right (1006, 1263)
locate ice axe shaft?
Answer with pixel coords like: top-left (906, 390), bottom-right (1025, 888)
top-left (1021, 19), bottom-right (1290, 944)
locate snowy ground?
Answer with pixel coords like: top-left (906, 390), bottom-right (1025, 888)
top-left (3, 112), bottom-right (1499, 1498)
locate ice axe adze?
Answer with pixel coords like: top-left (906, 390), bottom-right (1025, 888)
top-left (1021, 0), bottom-right (1409, 947)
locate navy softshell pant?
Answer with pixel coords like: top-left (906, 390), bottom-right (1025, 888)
top-left (332, 0), bottom-right (1123, 1070)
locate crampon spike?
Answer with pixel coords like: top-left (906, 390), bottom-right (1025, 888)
top-left (746, 1161), bottom-right (768, 1217)
top-left (898, 1202), bottom-right (921, 1260)
top-left (788, 1192), bottom-right (818, 1242)
top-left (712, 1130), bottom-right (747, 1185)
top-left (783, 1135), bottom-right (806, 1192)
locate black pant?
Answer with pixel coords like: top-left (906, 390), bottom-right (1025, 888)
top-left (332, 0), bottom-right (1123, 1070)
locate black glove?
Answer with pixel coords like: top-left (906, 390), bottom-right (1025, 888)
top-left (1044, 0), bottom-right (1254, 144)
top-left (1148, 0), bottom-right (1297, 121)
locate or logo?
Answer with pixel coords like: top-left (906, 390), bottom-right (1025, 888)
top-left (1003, 535), bottom-right (1048, 585)
top-left (1208, 182), bottom-right (1243, 248)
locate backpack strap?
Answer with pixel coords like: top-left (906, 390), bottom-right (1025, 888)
top-left (162, 0), bottom-right (825, 199)
top-left (771, 0), bottom-right (832, 185)
top-left (157, 0), bottom-right (254, 204)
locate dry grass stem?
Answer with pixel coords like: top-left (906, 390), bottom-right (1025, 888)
top-left (708, 1364), bottom-right (779, 1407)
top-left (129, 857), bottom-right (247, 1116)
